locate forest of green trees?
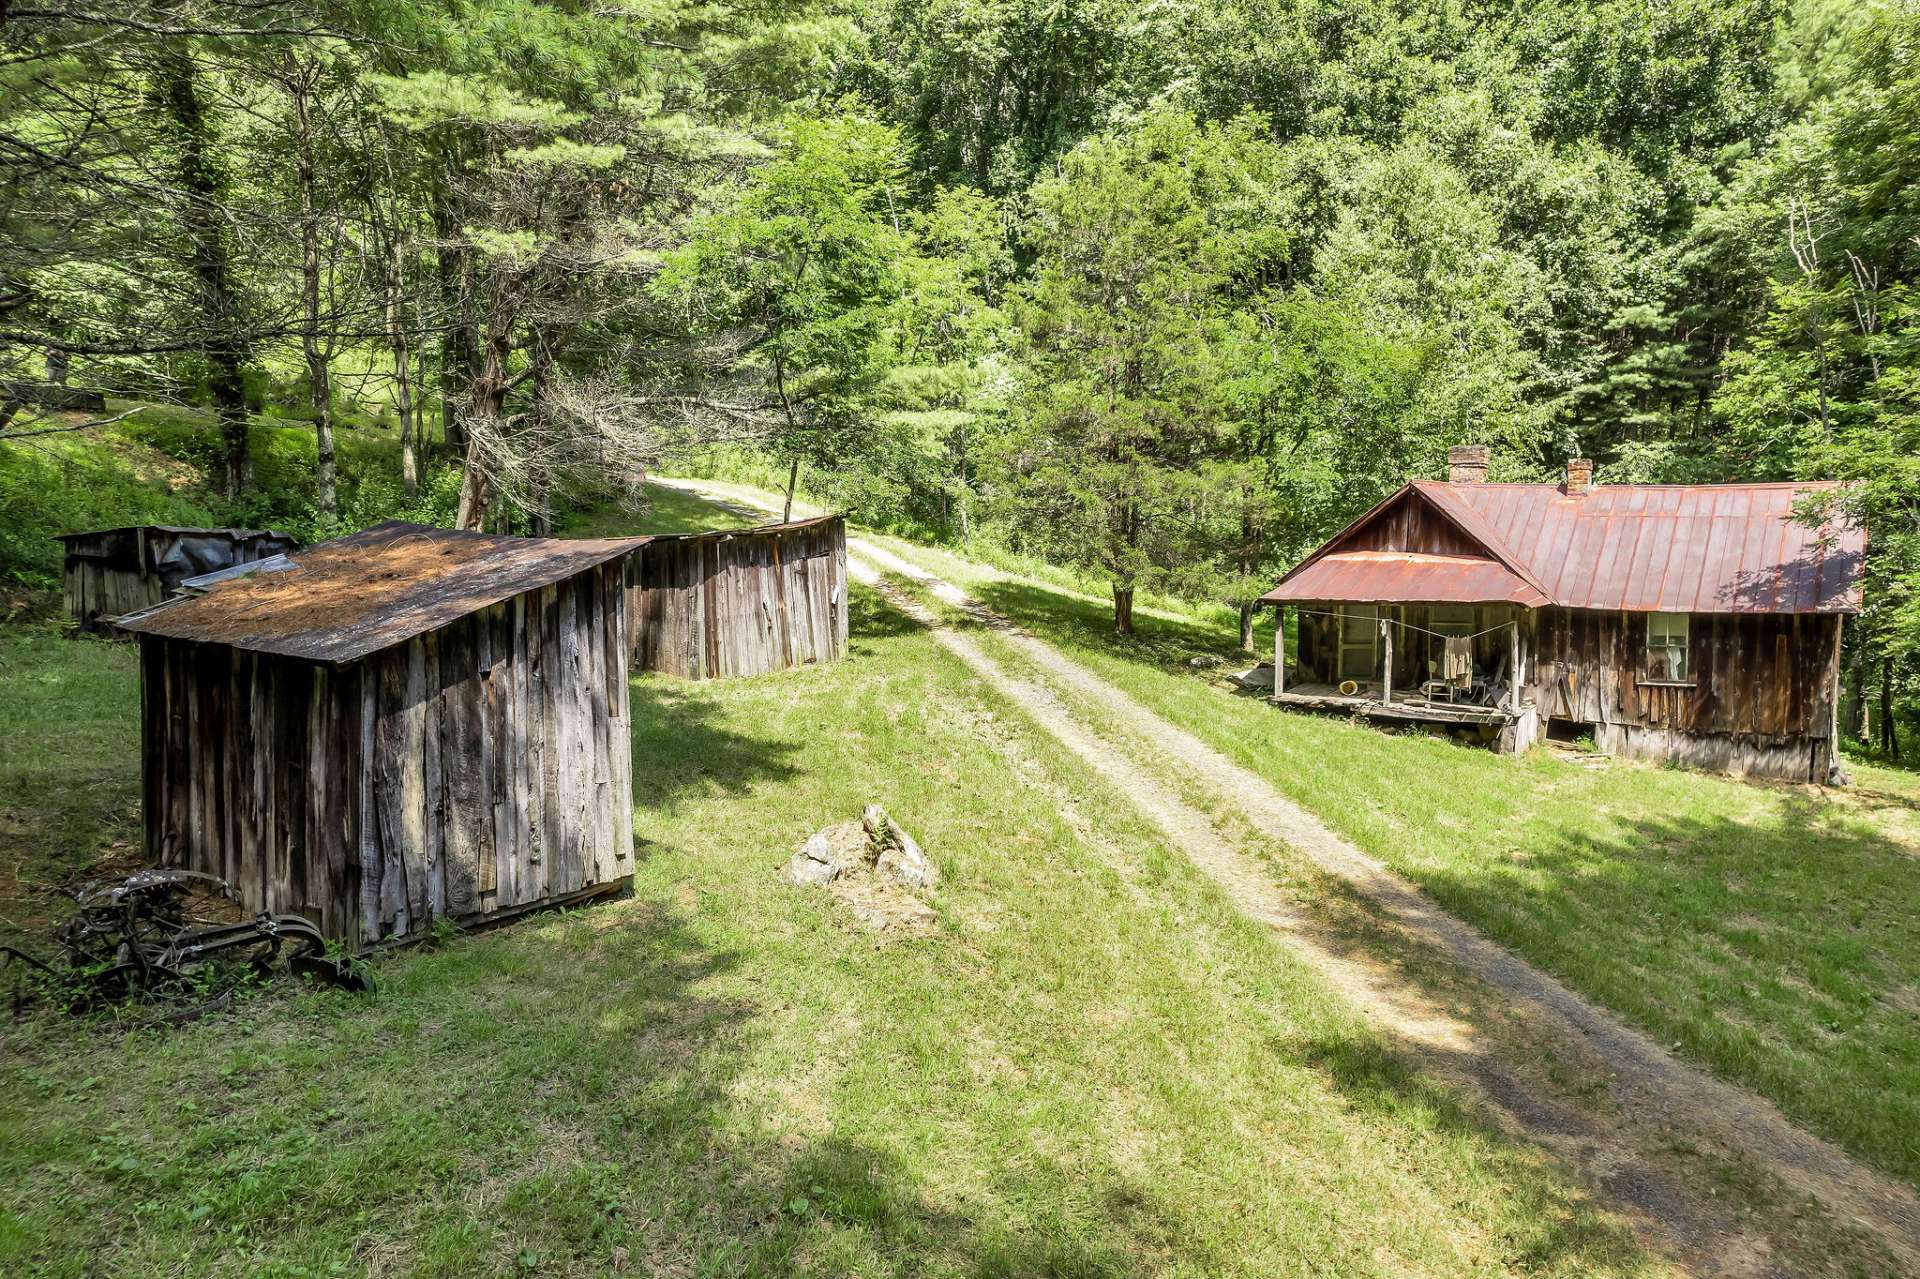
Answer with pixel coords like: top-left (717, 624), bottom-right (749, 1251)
top-left (1, 0), bottom-right (1915, 747)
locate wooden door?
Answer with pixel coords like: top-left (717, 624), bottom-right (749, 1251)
top-left (1337, 604), bottom-right (1378, 682)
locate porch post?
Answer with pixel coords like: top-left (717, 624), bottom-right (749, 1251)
top-left (1381, 610), bottom-right (1393, 704)
top-left (1273, 605), bottom-right (1287, 699)
top-left (1508, 617), bottom-right (1521, 712)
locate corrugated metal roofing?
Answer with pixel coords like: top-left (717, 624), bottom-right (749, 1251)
top-left (55, 524), bottom-right (291, 542)
top-left (114, 521), bottom-right (647, 665)
top-left (1259, 551), bottom-right (1548, 607)
top-left (1267, 480), bottom-right (1865, 614)
top-left (1419, 480), bottom-right (1864, 613)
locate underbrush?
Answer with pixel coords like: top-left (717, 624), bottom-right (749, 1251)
top-left (1, 403), bottom-right (463, 592)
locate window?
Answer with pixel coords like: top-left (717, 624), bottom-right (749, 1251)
top-left (1647, 612), bottom-right (1690, 682)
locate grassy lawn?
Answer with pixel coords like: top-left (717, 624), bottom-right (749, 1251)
top-left (0, 576), bottom-right (1664, 1276)
top-left (0, 630), bottom-right (145, 945)
top-left (558, 480), bottom-right (763, 539)
top-left (865, 532), bottom-right (1920, 1188)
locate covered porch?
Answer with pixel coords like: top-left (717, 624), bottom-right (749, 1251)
top-left (1267, 603), bottom-right (1536, 752)
top-left (1262, 585), bottom-right (1542, 752)
top-left (1259, 541), bottom-right (1550, 753)
top-left (1272, 680), bottom-right (1516, 726)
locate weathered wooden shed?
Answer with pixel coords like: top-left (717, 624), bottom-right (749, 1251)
top-left (114, 521), bottom-right (643, 947)
top-left (625, 514), bottom-right (848, 679)
top-left (1261, 449), bottom-right (1866, 782)
top-left (57, 525), bottom-right (299, 633)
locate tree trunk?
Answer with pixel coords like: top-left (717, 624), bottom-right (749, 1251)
top-left (1238, 600), bottom-right (1256, 652)
top-left (287, 61), bottom-right (336, 520)
top-left (527, 340), bottom-right (556, 534)
top-left (783, 455), bottom-right (799, 523)
top-left (410, 272), bottom-right (435, 463)
top-left (431, 176), bottom-right (476, 462)
top-left (1883, 658), bottom-right (1901, 761)
top-left (455, 433), bottom-right (491, 531)
top-left (1112, 583), bottom-right (1135, 635)
top-left (455, 327), bottom-right (510, 531)
top-left (1843, 641), bottom-right (1866, 742)
top-left (157, 52), bottom-right (251, 497)
top-left (386, 264), bottom-right (418, 496)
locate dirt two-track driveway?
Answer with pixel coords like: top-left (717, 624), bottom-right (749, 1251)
top-left (658, 478), bottom-right (1920, 1279)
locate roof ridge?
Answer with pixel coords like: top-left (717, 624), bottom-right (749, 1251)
top-left (1409, 478), bottom-right (1843, 492)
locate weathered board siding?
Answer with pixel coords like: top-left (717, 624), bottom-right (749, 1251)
top-left (1333, 497), bottom-right (1488, 559)
top-left (140, 561), bottom-right (633, 946)
top-left (626, 515), bottom-right (848, 679)
top-left (1288, 599), bottom-right (1841, 780)
top-left (1526, 606), bottom-right (1841, 780)
top-left (62, 527), bottom-right (297, 633)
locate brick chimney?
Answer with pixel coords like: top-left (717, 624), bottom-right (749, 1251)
top-left (1564, 458), bottom-right (1593, 496)
top-left (1447, 444), bottom-right (1490, 484)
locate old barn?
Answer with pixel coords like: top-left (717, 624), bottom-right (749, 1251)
top-left (58, 525), bottom-right (299, 633)
top-left (1262, 447), bottom-right (1866, 781)
top-left (625, 514), bottom-right (848, 679)
top-left (115, 521), bottom-right (642, 946)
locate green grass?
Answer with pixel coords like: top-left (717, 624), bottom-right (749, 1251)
top-left (865, 531), bottom-right (1920, 1188)
top-left (0, 583), bottom-right (1662, 1276)
top-left (0, 627), bottom-right (143, 942)
top-left (558, 480), bottom-right (764, 538)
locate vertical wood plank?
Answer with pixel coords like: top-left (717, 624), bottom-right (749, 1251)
top-left (358, 668), bottom-right (382, 943)
top-left (422, 630), bottom-right (445, 923)
top-left (442, 617), bottom-right (483, 918)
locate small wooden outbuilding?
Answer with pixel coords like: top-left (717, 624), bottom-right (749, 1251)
top-left (115, 521), bottom-right (642, 946)
top-left (57, 525), bottom-right (299, 632)
top-left (1261, 448), bottom-right (1866, 782)
top-left (625, 515), bottom-right (848, 679)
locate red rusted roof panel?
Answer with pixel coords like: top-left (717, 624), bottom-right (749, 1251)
top-left (1400, 481), bottom-right (1863, 613)
top-left (114, 521), bottom-right (650, 664)
top-left (1259, 551), bottom-right (1550, 607)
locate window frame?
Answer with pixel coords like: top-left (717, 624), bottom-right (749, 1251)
top-left (1645, 610), bottom-right (1692, 685)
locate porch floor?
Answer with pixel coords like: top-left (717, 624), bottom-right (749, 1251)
top-left (1273, 681), bottom-right (1516, 726)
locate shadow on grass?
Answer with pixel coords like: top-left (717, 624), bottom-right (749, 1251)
top-left (1840, 780), bottom-right (1920, 816)
top-left (1404, 803), bottom-right (1920, 1187)
top-left (626, 589), bottom-right (924, 812)
top-left (846, 584), bottom-right (927, 650)
top-left (406, 898), bottom-right (1165, 1277)
top-left (1289, 1029), bottom-right (1715, 1272)
top-left (628, 679), bottom-right (803, 808)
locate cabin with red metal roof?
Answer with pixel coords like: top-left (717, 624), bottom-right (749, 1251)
top-left (1259, 447), bottom-right (1866, 782)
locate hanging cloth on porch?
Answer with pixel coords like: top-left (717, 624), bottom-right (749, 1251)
top-left (1441, 635), bottom-right (1474, 683)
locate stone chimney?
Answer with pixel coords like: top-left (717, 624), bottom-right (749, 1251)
top-left (1447, 444), bottom-right (1490, 484)
top-left (1564, 458), bottom-right (1593, 496)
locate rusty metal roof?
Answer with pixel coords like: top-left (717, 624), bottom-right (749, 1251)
top-left (114, 521), bottom-right (647, 665)
top-left (1266, 480), bottom-right (1865, 614)
top-left (1260, 551), bottom-right (1549, 607)
top-left (55, 525), bottom-right (291, 542)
